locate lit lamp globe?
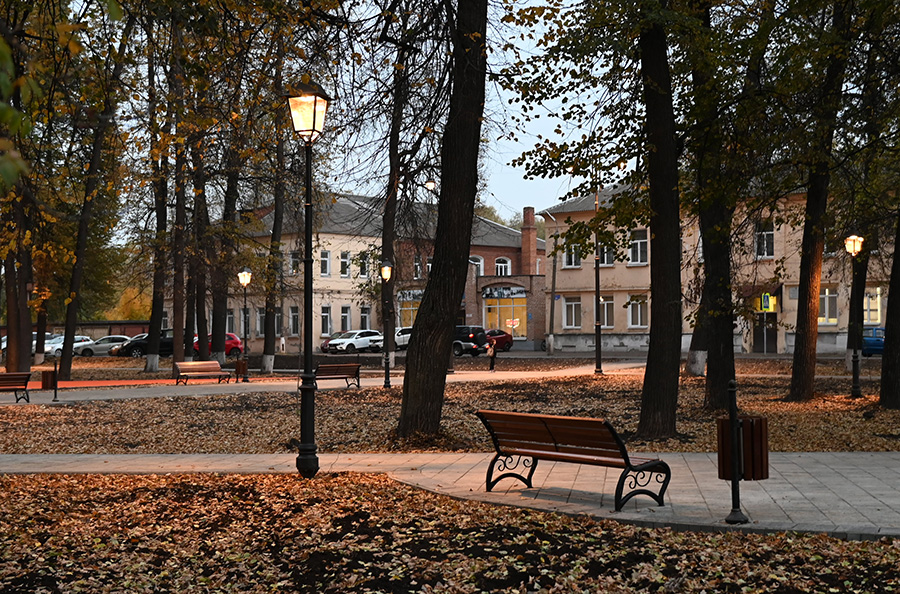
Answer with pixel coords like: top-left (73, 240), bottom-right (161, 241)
top-left (286, 81), bottom-right (331, 144)
top-left (844, 234), bottom-right (863, 257)
top-left (380, 260), bottom-right (393, 282)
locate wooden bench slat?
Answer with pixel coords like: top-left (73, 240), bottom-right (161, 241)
top-left (174, 361), bottom-right (232, 385)
top-left (0, 372), bottom-right (31, 403)
top-left (314, 363), bottom-right (361, 388)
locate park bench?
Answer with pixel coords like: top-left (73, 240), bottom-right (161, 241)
top-left (0, 372), bottom-right (32, 403)
top-left (174, 360), bottom-right (232, 385)
top-left (475, 409), bottom-right (671, 511)
top-left (314, 363), bottom-right (361, 388)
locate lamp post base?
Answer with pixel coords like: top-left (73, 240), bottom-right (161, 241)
top-left (295, 447), bottom-right (319, 479)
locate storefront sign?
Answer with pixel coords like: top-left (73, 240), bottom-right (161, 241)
top-left (482, 286), bottom-right (527, 300)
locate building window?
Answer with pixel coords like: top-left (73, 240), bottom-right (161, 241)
top-left (599, 245), bottom-right (615, 266)
top-left (470, 256), bottom-right (484, 276)
top-left (289, 251), bottom-right (301, 275)
top-left (320, 305), bottom-right (331, 336)
top-left (340, 251), bottom-right (350, 277)
top-left (275, 309), bottom-right (283, 336)
top-left (597, 296), bottom-right (614, 329)
top-left (360, 306), bottom-right (371, 330)
top-left (399, 296), bottom-right (421, 327)
top-left (628, 230), bottom-right (648, 265)
top-left (359, 253), bottom-right (369, 278)
top-left (256, 308), bottom-right (265, 336)
top-left (628, 295), bottom-right (648, 328)
top-left (226, 309), bottom-right (235, 334)
top-left (414, 255), bottom-right (423, 280)
top-left (536, 258), bottom-right (541, 275)
top-left (341, 305), bottom-right (351, 332)
top-left (426, 257), bottom-right (433, 275)
top-left (320, 250), bottom-right (331, 276)
top-left (241, 308), bottom-right (250, 337)
top-left (755, 221), bottom-right (774, 259)
top-left (161, 310), bottom-right (169, 330)
top-left (818, 287), bottom-right (838, 325)
top-left (864, 288), bottom-right (882, 325)
top-left (495, 257), bottom-right (511, 276)
top-left (290, 306), bottom-right (300, 336)
top-left (484, 293), bottom-right (528, 339)
top-left (563, 296), bottom-right (581, 329)
top-left (563, 245), bottom-right (581, 268)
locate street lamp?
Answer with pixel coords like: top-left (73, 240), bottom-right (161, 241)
top-left (238, 268), bottom-right (252, 383)
top-left (380, 260), bottom-right (393, 388)
top-left (845, 233), bottom-right (865, 398)
top-left (287, 80), bottom-right (330, 479)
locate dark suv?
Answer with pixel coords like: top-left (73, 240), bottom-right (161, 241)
top-left (118, 329), bottom-right (174, 358)
top-left (453, 325), bottom-right (488, 356)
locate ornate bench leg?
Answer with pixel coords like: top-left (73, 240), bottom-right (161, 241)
top-left (15, 389), bottom-right (29, 404)
top-left (485, 454), bottom-right (538, 492)
top-left (614, 461), bottom-right (671, 511)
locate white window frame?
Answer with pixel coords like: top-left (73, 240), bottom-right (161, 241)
top-left (755, 221), bottom-right (775, 260)
top-left (161, 310), bottom-right (169, 330)
top-left (628, 295), bottom-right (648, 328)
top-left (359, 253), bottom-right (369, 278)
top-left (563, 296), bottom-right (582, 329)
top-left (414, 255), bottom-right (423, 280)
top-left (226, 309), bottom-right (235, 334)
top-left (320, 250), bottom-right (331, 277)
top-left (341, 305), bottom-right (352, 332)
top-left (469, 256), bottom-right (484, 276)
top-left (597, 296), bottom-right (614, 329)
top-left (495, 257), bottom-right (511, 276)
top-left (290, 306), bottom-right (300, 336)
top-left (340, 251), bottom-right (351, 277)
top-left (320, 305), bottom-right (332, 336)
top-left (360, 305), bottom-right (371, 330)
top-left (426, 257), bottom-right (433, 276)
top-left (818, 287), bottom-right (838, 325)
top-left (599, 245), bottom-right (615, 267)
top-left (256, 308), bottom-right (266, 336)
top-left (628, 230), bottom-right (648, 266)
top-left (289, 251), bottom-right (301, 275)
top-left (864, 287), bottom-right (882, 325)
top-left (563, 245), bottom-right (582, 268)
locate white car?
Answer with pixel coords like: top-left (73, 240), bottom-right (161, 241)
top-left (370, 327), bottom-right (413, 351)
top-left (74, 335), bottom-right (130, 356)
top-left (326, 330), bottom-right (383, 354)
top-left (45, 335), bottom-right (93, 357)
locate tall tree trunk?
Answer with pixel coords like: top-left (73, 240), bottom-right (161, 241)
top-left (262, 37), bottom-right (287, 375)
top-left (881, 218), bottom-right (900, 408)
top-left (636, 0), bottom-right (682, 439)
top-left (191, 137), bottom-right (210, 361)
top-left (210, 136), bottom-right (243, 362)
top-left (397, 0), bottom-right (488, 437)
top-left (169, 18), bottom-right (187, 373)
top-left (787, 0), bottom-right (850, 401)
top-left (58, 16), bottom-right (136, 381)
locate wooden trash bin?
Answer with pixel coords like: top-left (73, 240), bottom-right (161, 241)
top-left (41, 370), bottom-right (57, 390)
top-left (717, 415), bottom-right (769, 481)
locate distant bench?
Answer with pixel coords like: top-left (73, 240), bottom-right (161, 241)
top-left (0, 372), bottom-right (32, 403)
top-left (174, 360), bottom-right (232, 385)
top-left (314, 363), bottom-right (361, 388)
top-left (475, 409), bottom-right (671, 511)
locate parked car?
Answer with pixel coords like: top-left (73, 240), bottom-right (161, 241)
top-left (320, 331), bottom-right (344, 352)
top-left (486, 329), bottom-right (514, 352)
top-left (109, 333), bottom-right (147, 357)
top-left (453, 325), bottom-right (488, 357)
top-left (862, 327), bottom-right (885, 356)
top-left (116, 330), bottom-right (174, 358)
top-left (74, 335), bottom-right (130, 356)
top-left (326, 330), bottom-right (383, 354)
top-left (45, 335), bottom-right (92, 357)
top-left (194, 333), bottom-right (243, 357)
top-left (370, 327), bottom-right (413, 352)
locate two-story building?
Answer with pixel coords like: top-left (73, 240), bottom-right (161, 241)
top-left (541, 187), bottom-right (888, 355)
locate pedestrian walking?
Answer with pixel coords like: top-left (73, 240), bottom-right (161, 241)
top-left (488, 340), bottom-right (496, 372)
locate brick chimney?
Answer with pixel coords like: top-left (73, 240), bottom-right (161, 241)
top-left (521, 207), bottom-right (537, 275)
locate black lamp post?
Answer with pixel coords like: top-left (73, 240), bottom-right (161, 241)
top-left (380, 259), bottom-right (393, 388)
top-left (287, 80), bottom-right (330, 479)
top-left (594, 190), bottom-right (603, 374)
top-left (238, 268), bottom-right (252, 383)
top-left (845, 234), bottom-right (864, 398)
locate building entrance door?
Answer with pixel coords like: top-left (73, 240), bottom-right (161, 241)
top-left (753, 312), bottom-right (778, 353)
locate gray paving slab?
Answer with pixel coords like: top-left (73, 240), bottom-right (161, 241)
top-left (2, 451), bottom-right (900, 540)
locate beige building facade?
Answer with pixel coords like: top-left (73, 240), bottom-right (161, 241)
top-left (541, 189), bottom-right (888, 355)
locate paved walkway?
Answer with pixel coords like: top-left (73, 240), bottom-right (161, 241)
top-left (3, 359), bottom-right (899, 540)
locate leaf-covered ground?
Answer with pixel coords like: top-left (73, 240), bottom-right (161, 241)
top-left (3, 356), bottom-right (897, 592)
top-left (0, 359), bottom-right (894, 454)
top-left (1, 473), bottom-right (898, 593)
